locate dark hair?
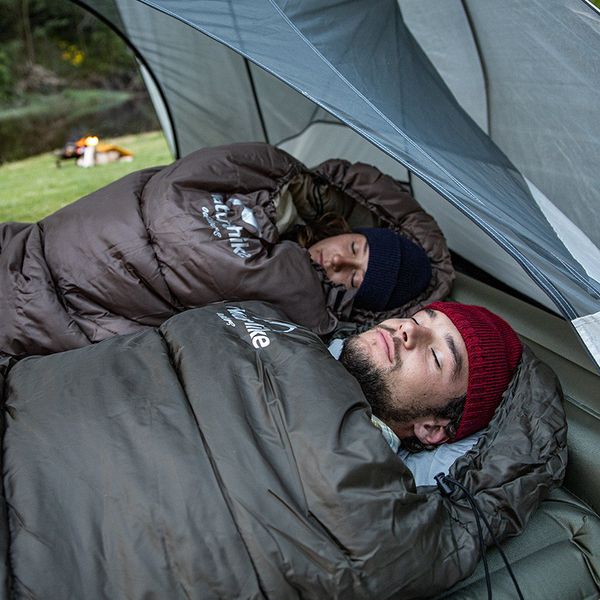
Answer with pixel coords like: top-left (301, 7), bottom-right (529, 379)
top-left (401, 394), bottom-right (467, 453)
top-left (283, 212), bottom-right (351, 248)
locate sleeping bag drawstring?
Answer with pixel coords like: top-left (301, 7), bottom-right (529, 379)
top-left (435, 473), bottom-right (525, 600)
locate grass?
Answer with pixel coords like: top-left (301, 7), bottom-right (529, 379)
top-left (0, 130), bottom-right (172, 222)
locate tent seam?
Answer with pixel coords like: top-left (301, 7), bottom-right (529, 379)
top-left (71, 0), bottom-right (181, 158)
top-left (137, 179), bottom-right (186, 312)
top-left (461, 0), bottom-right (491, 134)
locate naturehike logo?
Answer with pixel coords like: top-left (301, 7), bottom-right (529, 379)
top-left (199, 194), bottom-right (252, 258)
top-left (216, 306), bottom-right (297, 349)
top-left (230, 197), bottom-right (259, 232)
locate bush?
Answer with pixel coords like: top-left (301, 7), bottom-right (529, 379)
top-left (1, 0), bottom-right (144, 92)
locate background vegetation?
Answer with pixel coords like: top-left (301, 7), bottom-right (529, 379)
top-left (0, 0), bottom-right (160, 163)
top-left (0, 0), bottom-right (142, 99)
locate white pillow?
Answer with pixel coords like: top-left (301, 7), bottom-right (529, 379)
top-left (397, 433), bottom-right (480, 487)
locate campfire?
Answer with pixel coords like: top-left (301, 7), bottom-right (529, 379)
top-left (54, 135), bottom-right (134, 167)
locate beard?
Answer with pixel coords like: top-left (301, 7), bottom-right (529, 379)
top-left (340, 335), bottom-right (432, 428)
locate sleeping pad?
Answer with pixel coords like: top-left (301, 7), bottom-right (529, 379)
top-left (0, 301), bottom-right (566, 599)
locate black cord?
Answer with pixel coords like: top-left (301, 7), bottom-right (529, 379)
top-left (436, 474), bottom-right (491, 600)
top-left (435, 473), bottom-right (525, 600)
top-left (444, 476), bottom-right (524, 600)
top-left (467, 491), bottom-right (493, 599)
top-left (450, 477), bottom-right (525, 600)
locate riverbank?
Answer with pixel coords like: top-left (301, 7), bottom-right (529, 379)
top-left (0, 89), bottom-right (160, 163)
top-left (0, 130), bottom-right (171, 222)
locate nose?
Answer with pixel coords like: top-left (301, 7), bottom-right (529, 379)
top-left (330, 253), bottom-right (354, 272)
top-left (396, 319), bottom-right (429, 349)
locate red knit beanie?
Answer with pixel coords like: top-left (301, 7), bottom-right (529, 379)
top-left (426, 302), bottom-right (522, 440)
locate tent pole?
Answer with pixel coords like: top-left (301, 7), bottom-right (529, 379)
top-left (69, 0), bottom-right (181, 158)
top-left (244, 59), bottom-right (269, 143)
top-left (461, 0), bottom-right (491, 135)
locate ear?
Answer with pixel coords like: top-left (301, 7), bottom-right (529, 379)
top-left (413, 418), bottom-right (450, 446)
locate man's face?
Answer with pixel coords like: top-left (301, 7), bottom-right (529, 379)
top-left (340, 308), bottom-right (468, 445)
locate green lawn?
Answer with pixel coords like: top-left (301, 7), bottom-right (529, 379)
top-left (0, 130), bottom-right (172, 222)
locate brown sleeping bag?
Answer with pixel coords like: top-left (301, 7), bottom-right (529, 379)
top-left (0, 142), bottom-right (453, 357)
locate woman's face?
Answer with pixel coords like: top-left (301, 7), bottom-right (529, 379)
top-left (308, 233), bottom-right (369, 290)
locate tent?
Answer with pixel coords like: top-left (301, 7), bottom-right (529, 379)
top-left (35, 1), bottom-right (600, 596)
top-left (72, 0), bottom-right (600, 372)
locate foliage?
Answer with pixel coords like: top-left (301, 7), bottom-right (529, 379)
top-left (0, 1), bottom-right (159, 161)
top-left (0, 130), bottom-right (172, 222)
top-left (0, 0), bottom-right (143, 93)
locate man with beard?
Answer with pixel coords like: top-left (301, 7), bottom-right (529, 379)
top-left (339, 302), bottom-right (522, 452)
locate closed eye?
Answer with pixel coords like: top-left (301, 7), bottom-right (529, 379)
top-left (351, 241), bottom-right (356, 255)
top-left (411, 317), bottom-right (419, 325)
top-left (432, 348), bottom-right (441, 369)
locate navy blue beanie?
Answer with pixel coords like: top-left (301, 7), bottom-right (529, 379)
top-left (353, 228), bottom-right (432, 312)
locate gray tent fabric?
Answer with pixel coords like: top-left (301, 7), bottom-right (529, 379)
top-left (71, 0), bottom-right (600, 367)
top-left (451, 1), bottom-right (599, 248)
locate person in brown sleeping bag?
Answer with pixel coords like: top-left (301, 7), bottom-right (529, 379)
top-left (0, 142), bottom-right (451, 357)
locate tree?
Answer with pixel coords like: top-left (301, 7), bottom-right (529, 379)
top-left (0, 0), bottom-right (143, 91)
top-left (19, 0), bottom-right (35, 67)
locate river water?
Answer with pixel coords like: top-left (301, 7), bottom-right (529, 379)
top-left (0, 94), bottom-right (160, 164)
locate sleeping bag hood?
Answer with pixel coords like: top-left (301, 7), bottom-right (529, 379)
top-left (0, 300), bottom-right (567, 598)
top-left (0, 142), bottom-right (452, 358)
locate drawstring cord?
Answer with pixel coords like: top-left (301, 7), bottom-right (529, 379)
top-left (435, 473), bottom-right (525, 600)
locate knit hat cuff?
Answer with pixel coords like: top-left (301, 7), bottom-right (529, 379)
top-left (353, 228), bottom-right (402, 311)
top-left (426, 302), bottom-right (522, 441)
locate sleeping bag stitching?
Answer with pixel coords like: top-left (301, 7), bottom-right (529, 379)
top-left (157, 327), bottom-right (269, 599)
top-left (137, 360), bottom-right (196, 600)
top-left (33, 221), bottom-right (92, 344)
top-left (4, 499), bottom-right (35, 598)
top-left (136, 180), bottom-right (185, 312)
